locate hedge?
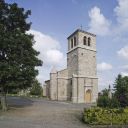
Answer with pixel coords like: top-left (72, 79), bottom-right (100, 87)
top-left (83, 107), bottom-right (128, 125)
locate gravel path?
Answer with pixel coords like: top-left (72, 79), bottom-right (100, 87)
top-left (0, 97), bottom-right (91, 128)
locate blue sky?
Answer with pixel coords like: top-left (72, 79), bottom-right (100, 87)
top-left (6, 0), bottom-right (128, 91)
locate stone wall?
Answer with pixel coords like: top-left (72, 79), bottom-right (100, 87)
top-left (67, 49), bottom-right (78, 77)
top-left (57, 69), bottom-right (68, 100)
top-left (50, 73), bottom-right (57, 100)
top-left (78, 48), bottom-right (97, 76)
top-left (57, 69), bottom-right (68, 78)
top-left (45, 80), bottom-right (50, 98)
top-left (72, 75), bottom-right (98, 103)
top-left (78, 31), bottom-right (96, 50)
top-left (45, 29), bottom-right (98, 103)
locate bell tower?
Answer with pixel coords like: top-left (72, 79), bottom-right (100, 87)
top-left (67, 29), bottom-right (97, 77)
top-left (67, 29), bottom-right (98, 103)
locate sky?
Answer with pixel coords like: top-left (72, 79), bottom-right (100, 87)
top-left (6, 0), bottom-right (128, 91)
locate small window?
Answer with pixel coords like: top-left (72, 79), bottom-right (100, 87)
top-left (71, 38), bottom-right (73, 48)
top-left (83, 36), bottom-right (87, 45)
top-left (74, 36), bottom-right (76, 46)
top-left (88, 37), bottom-right (91, 46)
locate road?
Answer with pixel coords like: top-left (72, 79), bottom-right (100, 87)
top-left (0, 97), bottom-right (91, 128)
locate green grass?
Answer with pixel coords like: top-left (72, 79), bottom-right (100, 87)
top-left (83, 107), bottom-right (128, 125)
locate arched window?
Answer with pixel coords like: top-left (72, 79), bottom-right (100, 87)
top-left (88, 37), bottom-right (91, 46)
top-left (74, 36), bottom-right (76, 46)
top-left (83, 36), bottom-right (87, 45)
top-left (71, 38), bottom-right (73, 48)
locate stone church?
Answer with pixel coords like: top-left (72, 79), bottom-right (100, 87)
top-left (43, 29), bottom-right (98, 103)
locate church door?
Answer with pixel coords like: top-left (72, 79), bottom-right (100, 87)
top-left (85, 89), bottom-right (91, 103)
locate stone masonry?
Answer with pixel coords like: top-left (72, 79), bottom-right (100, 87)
top-left (44, 29), bottom-right (98, 103)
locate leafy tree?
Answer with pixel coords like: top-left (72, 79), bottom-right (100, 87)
top-left (101, 88), bottom-right (109, 97)
top-left (97, 95), bottom-right (110, 108)
top-left (97, 88), bottom-right (109, 107)
top-left (30, 79), bottom-right (43, 96)
top-left (114, 74), bottom-right (128, 107)
top-left (97, 88), bottom-right (120, 108)
top-left (0, 0), bottom-right (42, 111)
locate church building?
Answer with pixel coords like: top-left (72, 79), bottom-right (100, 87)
top-left (44, 29), bottom-right (98, 103)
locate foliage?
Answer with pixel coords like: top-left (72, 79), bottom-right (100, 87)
top-left (97, 88), bottom-right (120, 108)
top-left (97, 96), bottom-right (120, 108)
top-left (97, 74), bottom-right (128, 109)
top-left (97, 96), bottom-right (110, 108)
top-left (114, 74), bottom-right (128, 108)
top-left (0, 0), bottom-right (42, 110)
top-left (83, 107), bottom-right (128, 125)
top-left (101, 88), bottom-right (109, 97)
top-left (30, 79), bottom-right (43, 96)
top-left (109, 97), bottom-right (120, 108)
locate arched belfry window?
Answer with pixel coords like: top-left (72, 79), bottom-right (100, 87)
top-left (88, 37), bottom-right (91, 46)
top-left (83, 36), bottom-right (87, 45)
top-left (71, 38), bottom-right (73, 48)
top-left (74, 36), bottom-right (76, 46)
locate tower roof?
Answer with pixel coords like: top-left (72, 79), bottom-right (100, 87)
top-left (50, 66), bottom-right (57, 73)
top-left (67, 29), bottom-right (96, 39)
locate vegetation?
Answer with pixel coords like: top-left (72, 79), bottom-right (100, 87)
top-left (83, 107), bottom-right (128, 125)
top-left (114, 74), bottom-right (128, 108)
top-left (97, 88), bottom-right (120, 108)
top-left (29, 79), bottom-right (43, 96)
top-left (83, 74), bottom-right (128, 125)
top-left (97, 74), bottom-right (128, 109)
top-left (0, 0), bottom-right (42, 111)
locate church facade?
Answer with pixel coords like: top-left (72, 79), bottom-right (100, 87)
top-left (44, 29), bottom-right (98, 103)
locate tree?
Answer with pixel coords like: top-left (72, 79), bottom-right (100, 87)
top-left (30, 79), bottom-right (43, 96)
top-left (0, 1), bottom-right (42, 111)
top-left (97, 88), bottom-right (110, 107)
top-left (114, 74), bottom-right (128, 107)
top-left (97, 88), bottom-right (120, 108)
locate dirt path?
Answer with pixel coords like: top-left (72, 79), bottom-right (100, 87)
top-left (0, 97), bottom-right (90, 128)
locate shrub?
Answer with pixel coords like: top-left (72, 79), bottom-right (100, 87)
top-left (29, 79), bottom-right (43, 96)
top-left (97, 96), bottom-right (120, 108)
top-left (109, 97), bottom-right (120, 108)
top-left (83, 107), bottom-right (128, 125)
top-left (97, 96), bottom-right (110, 108)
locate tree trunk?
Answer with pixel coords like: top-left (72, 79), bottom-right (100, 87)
top-left (1, 87), bottom-right (7, 111)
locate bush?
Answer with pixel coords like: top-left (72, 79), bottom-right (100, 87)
top-left (29, 80), bottom-right (43, 96)
top-left (109, 97), bottom-right (120, 108)
top-left (83, 107), bottom-right (128, 125)
top-left (97, 96), bottom-right (120, 108)
top-left (97, 96), bottom-right (110, 108)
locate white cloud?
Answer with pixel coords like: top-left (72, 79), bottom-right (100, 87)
top-left (117, 45), bottom-right (128, 60)
top-left (27, 30), bottom-right (66, 85)
top-left (113, 0), bottom-right (128, 35)
top-left (121, 72), bottom-right (128, 77)
top-left (88, 6), bottom-right (111, 36)
top-left (46, 50), bottom-right (63, 65)
top-left (27, 30), bottom-right (66, 66)
top-left (120, 65), bottom-right (128, 71)
top-left (97, 62), bottom-right (113, 71)
top-left (114, 0), bottom-right (128, 25)
top-left (98, 76), bottom-right (113, 91)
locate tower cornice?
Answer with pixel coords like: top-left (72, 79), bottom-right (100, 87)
top-left (67, 29), bottom-right (96, 39)
top-left (67, 45), bottom-right (97, 54)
